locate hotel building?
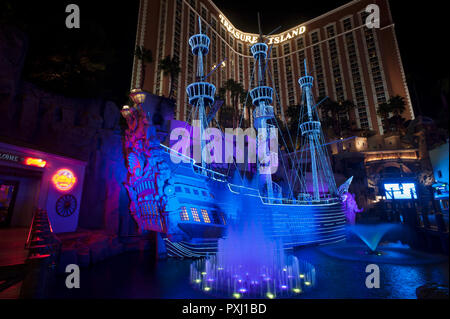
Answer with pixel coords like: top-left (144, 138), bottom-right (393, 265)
top-left (130, 0), bottom-right (414, 136)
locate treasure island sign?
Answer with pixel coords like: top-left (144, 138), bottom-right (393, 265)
top-left (219, 14), bottom-right (306, 45)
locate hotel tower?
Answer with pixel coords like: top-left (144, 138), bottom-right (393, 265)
top-left (130, 0), bottom-right (414, 136)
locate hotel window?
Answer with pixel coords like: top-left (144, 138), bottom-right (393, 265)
top-left (342, 17), bottom-right (369, 129)
top-left (326, 25), bottom-right (345, 104)
top-left (172, 0), bottom-right (183, 102)
top-left (191, 207), bottom-right (201, 222)
top-left (271, 48), bottom-right (282, 115)
top-left (360, 11), bottom-right (387, 131)
top-left (180, 206), bottom-right (189, 221)
top-left (297, 49), bottom-right (306, 76)
top-left (211, 16), bottom-right (217, 31)
top-left (238, 42), bottom-right (244, 83)
top-left (229, 52), bottom-right (235, 80)
top-left (310, 31), bottom-right (327, 100)
top-left (155, 0), bottom-right (168, 95)
top-left (343, 18), bottom-right (352, 31)
top-left (249, 60), bottom-right (257, 88)
top-left (201, 209), bottom-right (211, 223)
top-left (201, 5), bottom-right (207, 20)
top-left (297, 37), bottom-right (305, 50)
top-left (311, 31), bottom-right (319, 44)
top-left (283, 43), bottom-right (295, 106)
top-left (186, 9), bottom-right (196, 119)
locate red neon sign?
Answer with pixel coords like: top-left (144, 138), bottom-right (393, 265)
top-left (52, 169), bottom-right (76, 191)
top-left (25, 157), bottom-right (47, 168)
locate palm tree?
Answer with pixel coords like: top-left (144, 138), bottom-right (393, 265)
top-left (240, 89), bottom-right (251, 127)
top-left (339, 100), bottom-right (356, 136)
top-left (389, 95), bottom-right (406, 116)
top-left (223, 79), bottom-right (246, 128)
top-left (134, 46), bottom-right (153, 89)
top-left (377, 101), bottom-right (392, 133)
top-left (322, 99), bottom-right (342, 137)
top-left (158, 55), bottom-right (181, 99)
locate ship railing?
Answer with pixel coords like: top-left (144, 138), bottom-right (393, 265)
top-left (160, 143), bottom-right (227, 182)
top-left (261, 196), bottom-right (341, 206)
top-left (192, 164), bottom-right (227, 182)
top-left (227, 183), bottom-right (341, 206)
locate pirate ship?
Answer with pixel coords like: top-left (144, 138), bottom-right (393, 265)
top-left (121, 17), bottom-right (352, 258)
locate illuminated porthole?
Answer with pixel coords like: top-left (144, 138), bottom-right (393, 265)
top-left (56, 194), bottom-right (77, 217)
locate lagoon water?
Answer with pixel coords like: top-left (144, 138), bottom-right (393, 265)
top-left (48, 246), bottom-right (448, 299)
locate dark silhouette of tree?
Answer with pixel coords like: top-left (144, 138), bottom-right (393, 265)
top-left (377, 95), bottom-right (407, 134)
top-left (134, 46), bottom-right (153, 89)
top-left (158, 55), bottom-right (181, 99)
top-left (222, 79), bottom-right (246, 128)
top-left (377, 101), bottom-right (392, 133)
top-left (321, 98), bottom-right (356, 138)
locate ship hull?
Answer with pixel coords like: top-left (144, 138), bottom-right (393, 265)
top-left (162, 152), bottom-right (346, 258)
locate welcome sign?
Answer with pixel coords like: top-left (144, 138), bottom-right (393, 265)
top-left (219, 14), bottom-right (306, 45)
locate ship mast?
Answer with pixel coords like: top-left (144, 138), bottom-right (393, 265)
top-left (186, 18), bottom-right (216, 170)
top-left (250, 13), bottom-right (275, 201)
top-left (298, 60), bottom-right (337, 201)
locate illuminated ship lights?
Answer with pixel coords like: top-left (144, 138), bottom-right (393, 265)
top-left (190, 255), bottom-right (315, 298)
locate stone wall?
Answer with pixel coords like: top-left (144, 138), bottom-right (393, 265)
top-left (0, 25), bottom-right (135, 236)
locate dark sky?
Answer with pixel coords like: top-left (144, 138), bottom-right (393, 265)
top-left (3, 0), bottom-right (448, 122)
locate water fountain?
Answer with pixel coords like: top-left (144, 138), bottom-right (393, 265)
top-left (320, 223), bottom-right (447, 265)
top-left (190, 178), bottom-right (316, 299)
top-left (348, 224), bottom-right (397, 254)
top-left (190, 222), bottom-right (315, 298)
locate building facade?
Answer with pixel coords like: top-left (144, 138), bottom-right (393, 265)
top-left (131, 0), bottom-right (414, 136)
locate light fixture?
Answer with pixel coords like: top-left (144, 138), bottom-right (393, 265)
top-left (121, 105), bottom-right (131, 118)
top-left (25, 157), bottom-right (47, 168)
top-left (129, 88), bottom-right (146, 105)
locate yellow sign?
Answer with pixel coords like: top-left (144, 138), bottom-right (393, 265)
top-left (219, 14), bottom-right (306, 45)
top-left (52, 168), bottom-right (77, 192)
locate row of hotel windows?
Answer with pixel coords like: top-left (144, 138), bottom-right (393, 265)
top-left (179, 206), bottom-right (226, 224)
top-left (155, 0), bottom-right (168, 95)
top-left (166, 2), bottom-right (387, 130)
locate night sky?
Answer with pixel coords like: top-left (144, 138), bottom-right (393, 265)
top-left (1, 0), bottom-right (448, 126)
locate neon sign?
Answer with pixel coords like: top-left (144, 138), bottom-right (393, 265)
top-left (25, 157), bottom-right (47, 168)
top-left (52, 169), bottom-right (77, 191)
top-left (219, 14), bottom-right (306, 45)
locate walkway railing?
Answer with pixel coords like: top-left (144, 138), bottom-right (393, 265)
top-left (20, 209), bottom-right (61, 298)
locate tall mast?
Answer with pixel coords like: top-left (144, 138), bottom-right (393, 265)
top-left (186, 17), bottom-right (216, 170)
top-left (298, 60), bottom-right (337, 201)
top-left (250, 15), bottom-right (275, 201)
